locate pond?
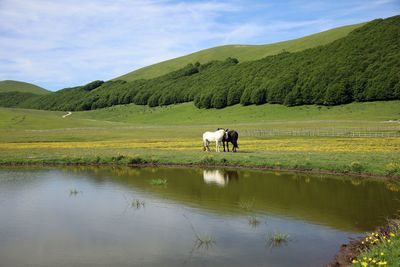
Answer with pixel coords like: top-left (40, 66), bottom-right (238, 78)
top-left (0, 167), bottom-right (399, 267)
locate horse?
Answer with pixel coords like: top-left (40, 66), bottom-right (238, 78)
top-left (202, 129), bottom-right (225, 152)
top-left (222, 129), bottom-right (239, 152)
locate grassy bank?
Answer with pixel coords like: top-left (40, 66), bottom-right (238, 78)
top-left (331, 219), bottom-right (400, 266)
top-left (0, 101), bottom-right (399, 177)
top-left (0, 140), bottom-right (399, 177)
top-left (351, 230), bottom-right (400, 266)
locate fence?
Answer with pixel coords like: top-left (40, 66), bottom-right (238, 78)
top-left (241, 128), bottom-right (400, 138)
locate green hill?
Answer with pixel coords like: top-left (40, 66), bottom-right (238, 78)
top-left (14, 16), bottom-right (399, 111)
top-left (0, 80), bottom-right (50, 95)
top-left (115, 23), bottom-right (365, 81)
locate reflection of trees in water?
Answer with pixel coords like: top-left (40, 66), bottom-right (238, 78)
top-left (202, 169), bottom-right (238, 187)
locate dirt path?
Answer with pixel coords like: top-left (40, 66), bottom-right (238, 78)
top-left (62, 112), bottom-right (72, 118)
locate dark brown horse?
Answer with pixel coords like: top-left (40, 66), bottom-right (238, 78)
top-left (222, 129), bottom-right (239, 152)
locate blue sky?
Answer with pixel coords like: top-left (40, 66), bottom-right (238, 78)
top-left (0, 0), bottom-right (398, 90)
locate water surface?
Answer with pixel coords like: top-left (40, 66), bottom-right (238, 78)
top-left (0, 167), bottom-right (399, 267)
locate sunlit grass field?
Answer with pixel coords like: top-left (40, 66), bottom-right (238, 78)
top-left (0, 101), bottom-right (399, 176)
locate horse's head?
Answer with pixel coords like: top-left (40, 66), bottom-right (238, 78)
top-left (224, 129), bottom-right (229, 139)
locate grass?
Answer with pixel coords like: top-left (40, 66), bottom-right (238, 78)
top-left (350, 221), bottom-right (400, 266)
top-left (0, 107), bottom-right (122, 132)
top-left (69, 188), bottom-right (81, 195)
top-left (0, 80), bottom-right (50, 95)
top-left (73, 100), bottom-right (400, 127)
top-left (268, 232), bottom-right (291, 248)
top-left (194, 234), bottom-right (216, 249)
top-left (248, 215), bottom-right (260, 227)
top-left (238, 199), bottom-right (255, 211)
top-left (149, 178), bottom-right (168, 186)
top-left (183, 214), bottom-right (216, 249)
top-left (0, 141), bottom-right (398, 176)
top-left (0, 101), bottom-right (398, 177)
top-left (131, 199), bottom-right (145, 209)
top-left (114, 23), bottom-right (364, 81)
top-left (122, 195), bottom-right (145, 210)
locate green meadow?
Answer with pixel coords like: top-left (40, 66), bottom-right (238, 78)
top-left (73, 100), bottom-right (399, 128)
top-left (0, 101), bottom-right (399, 177)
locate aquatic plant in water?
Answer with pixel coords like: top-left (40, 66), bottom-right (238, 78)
top-left (69, 188), bottom-right (81, 195)
top-left (149, 178), bottom-right (168, 186)
top-left (194, 234), bottom-right (216, 249)
top-left (248, 215), bottom-right (260, 227)
top-left (131, 199), bottom-right (145, 209)
top-left (268, 232), bottom-right (290, 248)
top-left (238, 199), bottom-right (255, 211)
top-left (183, 214), bottom-right (216, 249)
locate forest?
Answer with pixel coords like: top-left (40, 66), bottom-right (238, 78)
top-left (4, 15), bottom-right (399, 111)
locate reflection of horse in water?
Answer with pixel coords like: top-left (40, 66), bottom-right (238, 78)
top-left (203, 169), bottom-right (239, 187)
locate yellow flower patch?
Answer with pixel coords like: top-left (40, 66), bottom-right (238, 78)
top-left (0, 137), bottom-right (399, 153)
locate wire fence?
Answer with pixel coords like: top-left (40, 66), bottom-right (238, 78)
top-left (241, 128), bottom-right (400, 138)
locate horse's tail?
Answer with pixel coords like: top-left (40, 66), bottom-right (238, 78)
top-left (203, 138), bottom-right (209, 151)
top-left (233, 132), bottom-right (239, 148)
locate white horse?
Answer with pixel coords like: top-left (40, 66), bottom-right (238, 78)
top-left (202, 129), bottom-right (225, 152)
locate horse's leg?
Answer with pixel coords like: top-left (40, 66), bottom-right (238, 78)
top-left (223, 141), bottom-right (226, 152)
top-left (227, 142), bottom-right (230, 152)
top-left (216, 141), bottom-right (219, 152)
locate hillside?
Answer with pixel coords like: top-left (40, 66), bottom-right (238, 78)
top-left (13, 16), bottom-right (399, 111)
top-left (0, 80), bottom-right (51, 108)
top-left (0, 80), bottom-right (49, 95)
top-left (115, 23), bottom-right (365, 81)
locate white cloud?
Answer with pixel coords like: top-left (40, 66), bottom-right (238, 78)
top-left (0, 0), bottom-right (241, 89)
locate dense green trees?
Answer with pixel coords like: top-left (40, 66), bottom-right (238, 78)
top-left (0, 92), bottom-right (39, 107)
top-left (6, 15), bottom-right (400, 111)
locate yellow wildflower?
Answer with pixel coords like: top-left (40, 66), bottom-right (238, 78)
top-left (380, 252), bottom-right (384, 256)
top-left (352, 259), bottom-right (358, 263)
top-left (389, 232), bottom-right (395, 237)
